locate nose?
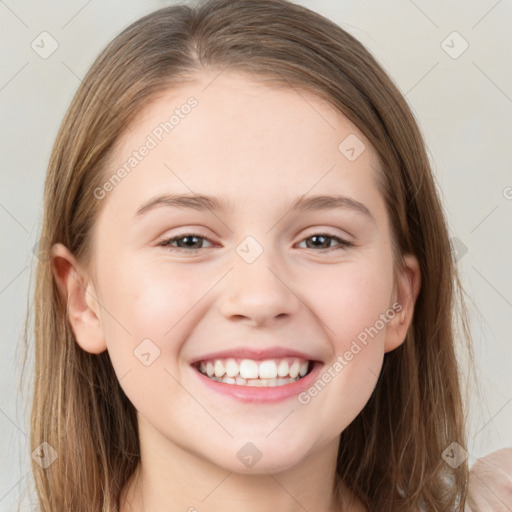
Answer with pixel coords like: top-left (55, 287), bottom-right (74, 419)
top-left (219, 250), bottom-right (301, 328)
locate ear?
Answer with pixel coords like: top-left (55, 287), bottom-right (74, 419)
top-left (50, 242), bottom-right (107, 354)
top-left (384, 253), bottom-right (421, 353)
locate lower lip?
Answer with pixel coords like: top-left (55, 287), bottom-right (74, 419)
top-left (191, 362), bottom-right (323, 403)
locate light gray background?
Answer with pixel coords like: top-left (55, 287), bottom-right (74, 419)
top-left (1, 0), bottom-right (511, 510)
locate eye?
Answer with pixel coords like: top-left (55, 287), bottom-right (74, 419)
top-left (158, 233), bottom-right (214, 252)
top-left (158, 232), bottom-right (353, 253)
top-left (296, 232), bottom-right (353, 251)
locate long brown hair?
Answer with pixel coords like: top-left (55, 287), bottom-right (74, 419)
top-left (23, 0), bottom-right (475, 510)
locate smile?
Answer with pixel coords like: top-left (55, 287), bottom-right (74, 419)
top-left (194, 357), bottom-right (311, 387)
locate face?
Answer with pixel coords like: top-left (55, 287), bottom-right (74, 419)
top-left (55, 70), bottom-right (419, 475)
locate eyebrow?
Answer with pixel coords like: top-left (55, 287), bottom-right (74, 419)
top-left (134, 193), bottom-right (375, 223)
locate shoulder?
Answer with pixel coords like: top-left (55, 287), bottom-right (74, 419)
top-left (466, 447), bottom-right (512, 511)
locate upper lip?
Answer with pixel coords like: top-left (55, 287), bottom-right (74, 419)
top-left (190, 346), bottom-right (321, 365)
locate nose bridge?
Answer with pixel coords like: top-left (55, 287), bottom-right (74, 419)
top-left (219, 234), bottom-right (299, 325)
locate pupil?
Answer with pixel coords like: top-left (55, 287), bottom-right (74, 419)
top-left (182, 236), bottom-right (199, 248)
top-left (309, 235), bottom-right (327, 248)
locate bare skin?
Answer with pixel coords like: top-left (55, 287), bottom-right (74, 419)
top-left (52, 70), bottom-right (421, 512)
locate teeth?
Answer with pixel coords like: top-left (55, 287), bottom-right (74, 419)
top-left (239, 359), bottom-right (259, 379)
top-left (208, 375), bottom-right (299, 387)
top-left (277, 360), bottom-right (289, 377)
top-left (214, 360), bottom-right (225, 377)
top-left (196, 356), bottom-right (312, 386)
top-left (259, 360), bottom-right (277, 379)
top-left (289, 361), bottom-right (300, 379)
top-left (225, 358), bottom-right (239, 377)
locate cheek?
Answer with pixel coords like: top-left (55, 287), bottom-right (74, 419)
top-left (303, 260), bottom-right (393, 350)
top-left (95, 262), bottom-right (210, 412)
top-left (295, 260), bottom-right (394, 431)
top-left (96, 260), bottom-right (208, 369)
top-left (106, 255), bottom-right (206, 317)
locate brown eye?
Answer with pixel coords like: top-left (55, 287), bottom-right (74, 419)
top-left (159, 234), bottom-right (213, 252)
top-left (298, 233), bottom-right (352, 250)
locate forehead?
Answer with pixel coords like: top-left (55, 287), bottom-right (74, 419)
top-left (99, 70), bottom-right (384, 222)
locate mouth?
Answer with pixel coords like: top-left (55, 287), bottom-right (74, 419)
top-left (192, 356), bottom-right (314, 387)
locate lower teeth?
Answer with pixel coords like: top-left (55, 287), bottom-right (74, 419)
top-left (205, 374), bottom-right (301, 387)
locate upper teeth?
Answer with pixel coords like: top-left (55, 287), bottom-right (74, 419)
top-left (198, 357), bottom-right (310, 380)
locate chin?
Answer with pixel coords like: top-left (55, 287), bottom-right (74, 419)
top-left (208, 445), bottom-right (309, 475)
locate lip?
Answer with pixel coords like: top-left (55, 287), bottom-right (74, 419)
top-left (189, 346), bottom-right (320, 365)
top-left (191, 360), bottom-right (323, 403)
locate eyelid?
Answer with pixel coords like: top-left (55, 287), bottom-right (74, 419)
top-left (301, 225), bottom-right (354, 241)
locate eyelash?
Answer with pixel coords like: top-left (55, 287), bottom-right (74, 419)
top-left (158, 232), bottom-right (353, 253)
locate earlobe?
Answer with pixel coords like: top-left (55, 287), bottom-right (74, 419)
top-left (384, 253), bottom-right (421, 353)
top-left (51, 243), bottom-right (107, 354)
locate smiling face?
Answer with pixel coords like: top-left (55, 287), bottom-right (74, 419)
top-left (52, 70), bottom-right (420, 477)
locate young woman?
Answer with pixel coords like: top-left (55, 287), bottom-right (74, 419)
top-left (28, 0), bottom-right (478, 510)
